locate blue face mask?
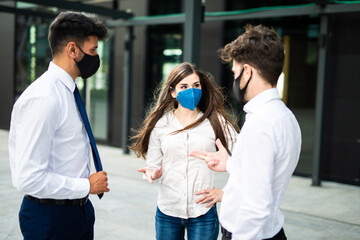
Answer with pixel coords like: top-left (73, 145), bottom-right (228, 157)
top-left (174, 88), bottom-right (202, 111)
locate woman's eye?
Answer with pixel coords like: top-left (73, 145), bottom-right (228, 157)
top-left (181, 86), bottom-right (187, 89)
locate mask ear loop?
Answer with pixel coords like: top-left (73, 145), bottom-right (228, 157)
top-left (248, 69), bottom-right (253, 82)
top-left (170, 86), bottom-right (177, 94)
top-left (73, 43), bottom-right (85, 64)
top-left (75, 44), bottom-right (86, 54)
top-left (240, 68), bottom-right (253, 91)
top-left (170, 87), bottom-right (178, 103)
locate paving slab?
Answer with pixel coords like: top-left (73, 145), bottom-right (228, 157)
top-left (0, 129), bottom-right (359, 240)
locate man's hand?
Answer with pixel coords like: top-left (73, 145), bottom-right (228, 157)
top-left (88, 171), bottom-right (109, 194)
top-left (190, 139), bottom-right (229, 172)
top-left (137, 166), bottom-right (162, 184)
top-left (195, 187), bottom-right (224, 208)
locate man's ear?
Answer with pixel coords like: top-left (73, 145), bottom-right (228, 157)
top-left (66, 42), bottom-right (77, 59)
top-left (243, 64), bottom-right (253, 81)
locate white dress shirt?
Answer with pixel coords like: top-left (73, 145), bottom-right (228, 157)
top-left (147, 110), bottom-right (236, 219)
top-left (8, 62), bottom-right (91, 200)
top-left (220, 88), bottom-right (301, 239)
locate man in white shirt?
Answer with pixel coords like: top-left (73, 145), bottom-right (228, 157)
top-left (191, 24), bottom-right (302, 240)
top-left (8, 11), bottom-right (109, 239)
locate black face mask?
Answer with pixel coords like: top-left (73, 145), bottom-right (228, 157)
top-left (75, 45), bottom-right (100, 79)
top-left (233, 68), bottom-right (252, 104)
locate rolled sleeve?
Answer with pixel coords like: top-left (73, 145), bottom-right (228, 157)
top-left (146, 127), bottom-right (163, 169)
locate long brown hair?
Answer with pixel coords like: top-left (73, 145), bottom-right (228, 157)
top-left (130, 62), bottom-right (238, 159)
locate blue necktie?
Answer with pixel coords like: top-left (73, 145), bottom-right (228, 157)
top-left (74, 86), bottom-right (104, 199)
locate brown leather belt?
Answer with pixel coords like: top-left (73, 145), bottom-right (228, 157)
top-left (25, 195), bottom-right (89, 206)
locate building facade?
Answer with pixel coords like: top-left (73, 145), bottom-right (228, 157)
top-left (0, 0), bottom-right (359, 186)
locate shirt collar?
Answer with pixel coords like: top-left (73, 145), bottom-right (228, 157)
top-left (48, 61), bottom-right (76, 93)
top-left (243, 88), bottom-right (280, 115)
top-left (168, 110), bottom-right (204, 118)
top-left (168, 110), bottom-right (204, 128)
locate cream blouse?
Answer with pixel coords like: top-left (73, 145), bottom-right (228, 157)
top-left (146, 110), bottom-right (237, 219)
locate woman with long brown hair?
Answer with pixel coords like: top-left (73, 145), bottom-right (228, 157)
top-left (131, 62), bottom-right (237, 240)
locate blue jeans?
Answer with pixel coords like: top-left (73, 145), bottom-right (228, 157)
top-left (155, 205), bottom-right (219, 240)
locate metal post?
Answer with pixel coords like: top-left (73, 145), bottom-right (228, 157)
top-left (312, 14), bottom-right (328, 186)
top-left (107, 0), bottom-right (118, 144)
top-left (107, 32), bottom-right (115, 143)
top-left (183, 0), bottom-right (203, 66)
top-left (121, 26), bottom-right (133, 154)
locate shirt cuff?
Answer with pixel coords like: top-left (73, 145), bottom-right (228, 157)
top-left (226, 156), bottom-right (234, 174)
top-left (72, 178), bottom-right (90, 199)
top-left (142, 172), bottom-right (160, 183)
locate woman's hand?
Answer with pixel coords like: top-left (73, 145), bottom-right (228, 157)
top-left (137, 166), bottom-right (162, 184)
top-left (195, 187), bottom-right (223, 208)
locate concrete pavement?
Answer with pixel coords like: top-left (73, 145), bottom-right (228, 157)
top-left (0, 129), bottom-right (359, 240)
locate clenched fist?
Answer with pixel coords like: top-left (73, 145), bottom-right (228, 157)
top-left (88, 171), bottom-right (109, 194)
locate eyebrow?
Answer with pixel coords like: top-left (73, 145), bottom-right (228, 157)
top-left (180, 81), bottom-right (200, 86)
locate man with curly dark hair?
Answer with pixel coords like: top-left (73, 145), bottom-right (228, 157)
top-left (9, 11), bottom-right (109, 239)
top-left (191, 24), bottom-right (302, 240)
